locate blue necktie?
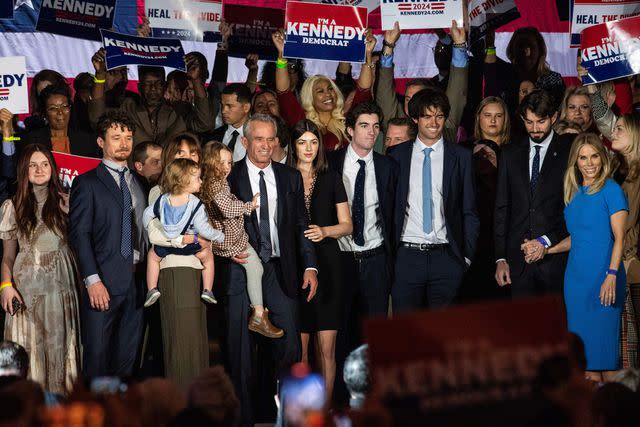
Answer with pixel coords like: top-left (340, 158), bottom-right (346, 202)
top-left (530, 145), bottom-right (541, 194)
top-left (423, 147), bottom-right (433, 234)
top-left (109, 166), bottom-right (133, 259)
top-left (352, 159), bottom-right (366, 246)
top-left (258, 171), bottom-right (272, 262)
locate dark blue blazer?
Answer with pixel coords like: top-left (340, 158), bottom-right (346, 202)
top-left (69, 163), bottom-right (140, 296)
top-left (388, 139), bottom-right (480, 264)
top-left (228, 158), bottom-right (317, 299)
top-left (327, 147), bottom-right (399, 256)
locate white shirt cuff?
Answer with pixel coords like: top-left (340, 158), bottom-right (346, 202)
top-left (495, 258), bottom-right (507, 264)
top-left (84, 274), bottom-right (101, 287)
top-left (305, 267), bottom-right (318, 275)
top-left (540, 235), bottom-right (551, 247)
top-left (465, 257), bottom-right (471, 267)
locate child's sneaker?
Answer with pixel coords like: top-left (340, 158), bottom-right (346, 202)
top-left (201, 289), bottom-right (217, 304)
top-left (144, 288), bottom-right (161, 307)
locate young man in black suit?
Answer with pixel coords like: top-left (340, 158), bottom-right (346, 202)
top-left (226, 114), bottom-right (318, 426)
top-left (69, 111), bottom-right (148, 377)
top-left (494, 90), bottom-right (574, 297)
top-left (389, 88), bottom-right (479, 313)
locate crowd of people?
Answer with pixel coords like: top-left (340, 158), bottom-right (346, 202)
top-left (0, 15), bottom-right (639, 426)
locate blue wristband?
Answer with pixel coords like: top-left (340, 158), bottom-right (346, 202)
top-left (193, 233), bottom-right (198, 245)
top-left (606, 269), bottom-right (618, 276)
top-left (535, 237), bottom-right (549, 248)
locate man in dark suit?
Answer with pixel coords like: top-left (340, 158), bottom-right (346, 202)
top-left (226, 114), bottom-right (317, 426)
top-left (328, 102), bottom-right (398, 405)
top-left (202, 83), bottom-right (251, 161)
top-left (69, 111), bottom-right (148, 377)
top-left (494, 90), bottom-right (573, 297)
top-left (389, 88), bottom-right (479, 313)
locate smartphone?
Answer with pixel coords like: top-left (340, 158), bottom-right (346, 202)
top-left (90, 377), bottom-right (128, 396)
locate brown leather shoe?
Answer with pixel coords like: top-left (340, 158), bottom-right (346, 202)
top-left (248, 308), bottom-right (284, 338)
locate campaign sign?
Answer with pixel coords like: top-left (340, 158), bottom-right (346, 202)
top-left (0, 1), bottom-right (14, 20)
top-left (52, 152), bottom-right (101, 189)
top-left (365, 296), bottom-right (568, 426)
top-left (0, 57), bottom-right (28, 115)
top-left (36, 0), bottom-right (117, 42)
top-left (100, 29), bottom-right (186, 71)
top-left (147, 0), bottom-right (222, 42)
top-left (468, 0), bottom-right (520, 42)
top-left (308, 0), bottom-right (379, 13)
top-left (580, 15), bottom-right (640, 84)
top-left (283, 2), bottom-right (368, 63)
top-left (570, 0), bottom-right (640, 47)
top-left (223, 4), bottom-right (284, 60)
top-left (381, 0), bottom-right (463, 31)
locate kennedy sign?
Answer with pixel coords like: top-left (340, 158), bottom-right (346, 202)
top-left (100, 29), bottom-right (186, 71)
top-left (147, 0), bottom-right (222, 42)
top-left (0, 56), bottom-right (29, 115)
top-left (36, 0), bottom-right (117, 41)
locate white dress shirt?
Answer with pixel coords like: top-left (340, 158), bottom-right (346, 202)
top-left (338, 145), bottom-right (384, 252)
top-left (401, 137), bottom-right (448, 244)
top-left (246, 159), bottom-right (280, 257)
top-left (223, 124), bottom-right (247, 162)
top-left (528, 130), bottom-right (554, 179)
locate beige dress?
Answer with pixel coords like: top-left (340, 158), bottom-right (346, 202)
top-left (0, 195), bottom-right (81, 394)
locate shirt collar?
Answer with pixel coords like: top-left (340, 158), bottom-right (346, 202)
top-left (529, 130), bottom-right (554, 148)
top-left (245, 157), bottom-right (273, 175)
top-left (347, 143), bottom-right (373, 164)
top-left (415, 136), bottom-right (443, 152)
top-left (102, 159), bottom-right (128, 173)
top-left (227, 123), bottom-right (244, 134)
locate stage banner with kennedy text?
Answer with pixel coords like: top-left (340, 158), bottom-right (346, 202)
top-left (284, 1), bottom-right (368, 63)
top-left (52, 152), bottom-right (101, 189)
top-left (468, 0), bottom-right (520, 42)
top-left (36, 0), bottom-right (117, 41)
top-left (100, 29), bottom-right (186, 71)
top-left (147, 0), bottom-right (222, 42)
top-left (365, 296), bottom-right (568, 426)
top-left (0, 1), bottom-right (14, 20)
top-left (0, 56), bottom-right (29, 114)
top-left (381, 0), bottom-right (463, 31)
top-left (580, 15), bottom-right (640, 84)
top-left (223, 3), bottom-right (284, 60)
top-left (570, 0), bottom-right (640, 47)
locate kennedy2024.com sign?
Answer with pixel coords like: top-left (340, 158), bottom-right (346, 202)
top-left (36, 0), bottom-right (117, 42)
top-left (0, 57), bottom-right (29, 115)
top-left (100, 29), bottom-right (186, 71)
top-left (283, 1), bottom-right (368, 63)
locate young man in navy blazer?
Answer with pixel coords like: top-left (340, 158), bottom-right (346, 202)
top-left (388, 88), bottom-right (479, 313)
top-left (69, 111), bottom-right (148, 377)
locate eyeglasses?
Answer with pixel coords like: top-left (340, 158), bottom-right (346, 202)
top-left (46, 104), bottom-right (71, 114)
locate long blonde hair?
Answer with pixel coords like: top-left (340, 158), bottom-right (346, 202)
top-left (199, 141), bottom-right (231, 204)
top-left (614, 113), bottom-right (640, 181)
top-left (299, 75), bottom-right (347, 148)
top-left (563, 133), bottom-right (611, 205)
top-left (473, 97), bottom-right (510, 145)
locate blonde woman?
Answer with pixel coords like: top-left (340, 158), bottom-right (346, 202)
top-left (559, 86), bottom-right (595, 133)
top-left (271, 28), bottom-right (376, 150)
top-left (525, 133), bottom-right (628, 381)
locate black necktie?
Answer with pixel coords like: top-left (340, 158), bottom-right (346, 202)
top-left (258, 171), bottom-right (272, 262)
top-left (352, 159), bottom-right (366, 246)
top-left (530, 145), bottom-right (541, 194)
top-left (106, 164), bottom-right (133, 258)
top-left (228, 130), bottom-right (239, 152)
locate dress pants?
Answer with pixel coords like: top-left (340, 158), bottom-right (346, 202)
top-left (81, 273), bottom-right (143, 378)
top-left (510, 254), bottom-right (566, 298)
top-left (392, 245), bottom-right (464, 313)
top-left (226, 258), bottom-right (300, 427)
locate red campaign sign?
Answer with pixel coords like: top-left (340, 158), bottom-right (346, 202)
top-left (52, 151), bottom-right (101, 189)
top-left (364, 296), bottom-right (568, 426)
top-left (284, 1), bottom-right (368, 63)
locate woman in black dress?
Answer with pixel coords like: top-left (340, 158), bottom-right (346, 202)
top-left (290, 119), bottom-right (353, 402)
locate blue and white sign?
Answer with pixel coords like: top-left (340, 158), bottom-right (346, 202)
top-left (36, 0), bottom-right (117, 41)
top-left (100, 29), bottom-right (186, 71)
top-left (0, 56), bottom-right (29, 114)
top-left (283, 1), bottom-right (368, 63)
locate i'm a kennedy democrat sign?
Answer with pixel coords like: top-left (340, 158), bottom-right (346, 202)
top-left (36, 0), bottom-right (117, 42)
top-left (284, 1), bottom-right (368, 63)
top-left (100, 29), bottom-right (186, 71)
top-left (580, 15), bottom-right (640, 84)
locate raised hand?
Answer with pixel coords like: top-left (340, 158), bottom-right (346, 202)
top-left (272, 29), bottom-right (286, 57)
top-left (137, 16), bottom-right (150, 37)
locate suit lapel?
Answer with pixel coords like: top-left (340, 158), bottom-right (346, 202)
top-left (335, 148), bottom-right (347, 175)
top-left (442, 141), bottom-right (456, 205)
top-left (273, 162), bottom-right (285, 227)
top-left (96, 163), bottom-right (123, 207)
top-left (532, 135), bottom-right (560, 200)
top-left (372, 152), bottom-right (388, 209)
top-left (520, 142), bottom-right (532, 203)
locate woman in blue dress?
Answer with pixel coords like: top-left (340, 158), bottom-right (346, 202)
top-left (536, 133), bottom-right (628, 381)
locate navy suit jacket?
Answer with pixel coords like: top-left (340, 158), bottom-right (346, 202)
top-left (227, 158), bottom-right (317, 298)
top-left (388, 139), bottom-right (480, 264)
top-left (69, 163), bottom-right (143, 296)
top-left (327, 147), bottom-right (399, 257)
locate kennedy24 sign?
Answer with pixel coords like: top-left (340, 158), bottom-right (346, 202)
top-left (36, 0), bottom-right (117, 42)
top-left (284, 1), bottom-right (368, 63)
top-left (0, 57), bottom-right (29, 115)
